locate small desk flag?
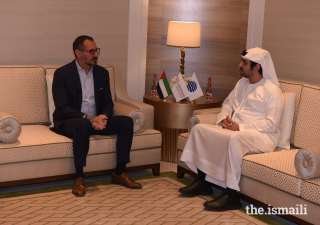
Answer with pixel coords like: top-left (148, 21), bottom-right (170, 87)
top-left (171, 72), bottom-right (191, 101)
top-left (156, 70), bottom-right (172, 99)
top-left (187, 72), bottom-right (203, 101)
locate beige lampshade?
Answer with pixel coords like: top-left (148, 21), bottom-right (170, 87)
top-left (167, 21), bottom-right (201, 48)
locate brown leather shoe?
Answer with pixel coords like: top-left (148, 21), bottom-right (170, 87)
top-left (111, 172), bottom-right (142, 189)
top-left (72, 177), bottom-right (86, 197)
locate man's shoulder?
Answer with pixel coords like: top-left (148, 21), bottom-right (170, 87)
top-left (55, 61), bottom-right (75, 75)
top-left (261, 79), bottom-right (283, 99)
top-left (264, 79), bottom-right (281, 91)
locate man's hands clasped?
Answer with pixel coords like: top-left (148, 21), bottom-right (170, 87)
top-left (92, 115), bottom-right (108, 130)
top-left (222, 116), bottom-right (239, 131)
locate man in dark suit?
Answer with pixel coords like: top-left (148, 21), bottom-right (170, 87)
top-left (52, 35), bottom-right (142, 197)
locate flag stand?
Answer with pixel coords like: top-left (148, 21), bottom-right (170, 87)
top-left (161, 98), bottom-right (167, 102)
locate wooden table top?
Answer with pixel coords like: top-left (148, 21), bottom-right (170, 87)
top-left (143, 94), bottom-right (221, 129)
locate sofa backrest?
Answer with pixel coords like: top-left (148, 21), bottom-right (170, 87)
top-left (292, 84), bottom-right (320, 149)
top-left (279, 79), bottom-right (320, 149)
top-left (0, 65), bottom-right (116, 126)
top-left (278, 80), bottom-right (303, 145)
top-left (0, 66), bottom-right (49, 124)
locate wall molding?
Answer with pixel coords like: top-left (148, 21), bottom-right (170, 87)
top-left (246, 0), bottom-right (265, 49)
top-left (126, 0), bottom-right (149, 102)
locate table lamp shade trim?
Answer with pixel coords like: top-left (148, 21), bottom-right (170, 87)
top-left (167, 21), bottom-right (201, 48)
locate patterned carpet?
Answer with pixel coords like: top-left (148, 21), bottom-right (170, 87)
top-left (0, 173), bottom-right (286, 225)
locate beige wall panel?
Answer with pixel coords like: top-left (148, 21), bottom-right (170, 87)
top-left (239, 1), bottom-right (249, 55)
top-left (0, 0), bottom-right (129, 82)
top-left (145, 0), bottom-right (164, 94)
top-left (0, 0), bottom-right (44, 65)
top-left (146, 0), bottom-right (249, 100)
top-left (263, 0), bottom-right (320, 84)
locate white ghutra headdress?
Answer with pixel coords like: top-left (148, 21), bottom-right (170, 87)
top-left (242, 47), bottom-right (279, 86)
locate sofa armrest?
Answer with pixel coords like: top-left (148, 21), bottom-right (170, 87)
top-left (113, 102), bottom-right (147, 134)
top-left (0, 109), bottom-right (21, 143)
top-left (188, 108), bottom-right (221, 133)
top-left (110, 65), bottom-right (154, 129)
top-left (193, 107), bottom-right (222, 115)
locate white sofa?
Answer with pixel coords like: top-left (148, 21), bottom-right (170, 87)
top-left (0, 64), bottom-right (161, 189)
top-left (177, 79), bottom-right (320, 225)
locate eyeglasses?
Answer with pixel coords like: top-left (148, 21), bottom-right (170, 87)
top-left (79, 48), bottom-right (101, 55)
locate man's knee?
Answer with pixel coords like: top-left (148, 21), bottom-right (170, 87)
top-left (228, 132), bottom-right (240, 143)
top-left (76, 119), bottom-right (92, 132)
top-left (122, 116), bottom-right (134, 129)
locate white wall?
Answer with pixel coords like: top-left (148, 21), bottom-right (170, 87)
top-left (246, 0), bottom-right (265, 49)
top-left (0, 0), bottom-right (129, 82)
top-left (262, 0), bottom-right (320, 84)
top-left (126, 0), bottom-right (149, 102)
top-left (247, 0), bottom-right (320, 84)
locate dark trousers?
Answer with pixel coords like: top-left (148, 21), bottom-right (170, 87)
top-left (59, 116), bottom-right (133, 168)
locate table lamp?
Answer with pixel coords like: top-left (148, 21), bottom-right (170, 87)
top-left (166, 21), bottom-right (201, 76)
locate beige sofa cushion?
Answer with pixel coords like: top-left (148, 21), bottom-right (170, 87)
top-left (0, 125), bottom-right (161, 165)
top-left (301, 178), bottom-right (320, 205)
top-left (277, 93), bottom-right (295, 149)
top-left (0, 67), bottom-right (48, 124)
top-left (46, 73), bottom-right (55, 127)
top-left (177, 132), bottom-right (189, 151)
top-left (293, 85), bottom-right (320, 149)
top-left (242, 149), bottom-right (302, 196)
top-left (278, 80), bottom-right (303, 145)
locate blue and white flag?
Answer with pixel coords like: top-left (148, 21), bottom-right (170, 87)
top-left (187, 72), bottom-right (203, 101)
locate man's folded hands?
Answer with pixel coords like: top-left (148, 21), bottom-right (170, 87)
top-left (92, 115), bottom-right (108, 130)
top-left (222, 116), bottom-right (239, 131)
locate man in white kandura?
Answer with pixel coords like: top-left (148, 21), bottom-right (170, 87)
top-left (179, 47), bottom-right (284, 211)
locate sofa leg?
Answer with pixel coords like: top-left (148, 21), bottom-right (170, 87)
top-left (177, 166), bottom-right (185, 178)
top-left (152, 164), bottom-right (160, 176)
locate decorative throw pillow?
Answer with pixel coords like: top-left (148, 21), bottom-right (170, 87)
top-left (295, 148), bottom-right (320, 179)
top-left (130, 111), bottom-right (147, 134)
top-left (0, 110), bottom-right (21, 143)
top-left (46, 73), bottom-right (55, 127)
top-left (277, 93), bottom-right (295, 149)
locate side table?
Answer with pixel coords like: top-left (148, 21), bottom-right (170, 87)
top-left (143, 94), bottom-right (221, 162)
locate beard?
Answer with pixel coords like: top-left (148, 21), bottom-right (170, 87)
top-left (239, 68), bottom-right (250, 78)
top-left (88, 57), bottom-right (98, 67)
top-left (239, 68), bottom-right (245, 77)
top-left (82, 54), bottom-right (98, 67)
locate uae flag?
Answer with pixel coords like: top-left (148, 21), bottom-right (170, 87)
top-left (156, 70), bottom-right (172, 99)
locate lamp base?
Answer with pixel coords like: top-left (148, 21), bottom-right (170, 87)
top-left (179, 47), bottom-right (185, 75)
top-left (161, 98), bottom-right (167, 102)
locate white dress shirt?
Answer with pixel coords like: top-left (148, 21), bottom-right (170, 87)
top-left (75, 60), bottom-right (97, 117)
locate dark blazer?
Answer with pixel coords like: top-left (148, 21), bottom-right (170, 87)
top-left (52, 60), bottom-right (114, 133)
